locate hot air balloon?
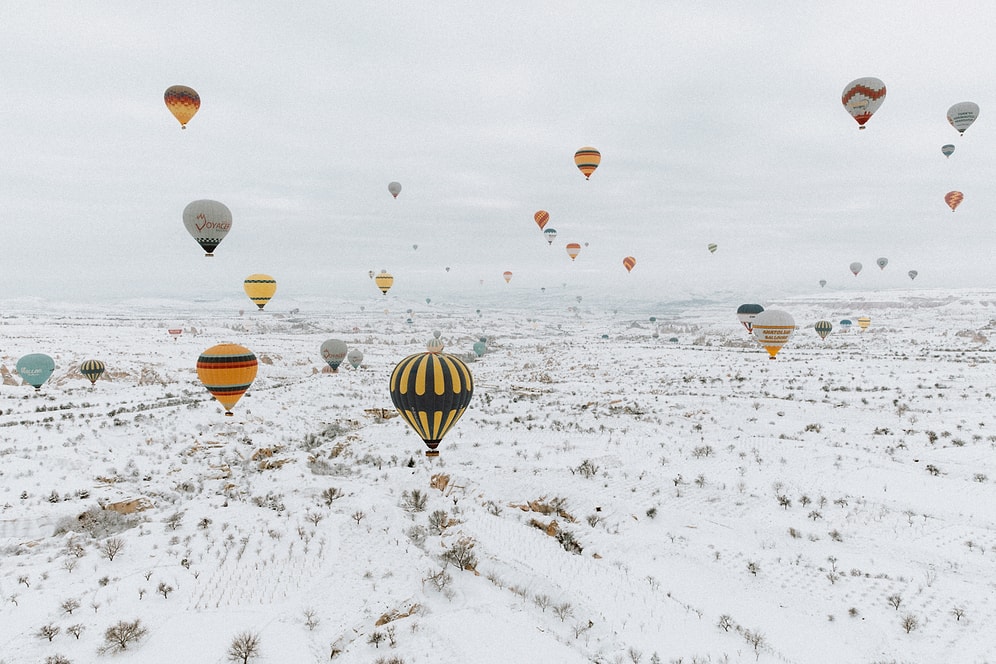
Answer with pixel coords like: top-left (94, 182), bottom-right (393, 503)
top-left (850, 262), bottom-right (862, 276)
top-left (168, 328), bottom-right (183, 340)
top-left (80, 359), bottom-right (105, 386)
top-left (388, 182), bottom-right (402, 198)
top-left (412, 244), bottom-right (418, 251)
top-left (622, 256), bottom-right (636, 272)
top-left (243, 274), bottom-right (276, 310)
top-left (841, 77), bottom-right (886, 129)
top-left (736, 304), bottom-right (764, 333)
top-left (473, 340), bottom-right (486, 357)
top-left (945, 191), bottom-right (963, 211)
top-left (389, 338), bottom-right (474, 457)
top-left (425, 297), bottom-right (431, 305)
top-left (942, 144), bottom-right (955, 158)
top-left (876, 257), bottom-right (888, 270)
top-left (543, 228), bottom-right (557, 245)
top-left (375, 270), bottom-right (394, 295)
top-left (368, 270), bottom-right (375, 279)
top-left (819, 280), bottom-right (827, 288)
top-left (947, 102), bottom-right (979, 136)
top-left (814, 321), bottom-right (833, 340)
top-left (857, 316), bottom-right (871, 331)
top-left (908, 270), bottom-right (918, 281)
top-left (503, 271), bottom-right (513, 283)
top-left (16, 354), bottom-right (55, 391)
top-left (183, 200), bottom-right (232, 257)
top-left (347, 348), bottom-right (363, 369)
top-left (164, 85), bottom-right (200, 129)
top-left (196, 343), bottom-right (257, 416)
top-left (707, 243), bottom-right (718, 254)
top-left (839, 319), bottom-right (852, 333)
top-left (320, 339), bottom-right (348, 372)
top-left (566, 243), bottom-right (582, 261)
top-left (574, 147), bottom-right (601, 179)
top-left (534, 210), bottom-right (549, 230)
top-left (751, 310), bottom-right (796, 359)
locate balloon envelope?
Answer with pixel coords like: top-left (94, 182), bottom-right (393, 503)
top-left (16, 353), bottom-right (55, 390)
top-left (388, 181), bottom-right (402, 198)
top-left (375, 270), bottom-right (394, 295)
top-left (751, 310), bottom-right (796, 359)
top-left (574, 147), bottom-right (601, 179)
top-left (819, 280), bottom-right (827, 288)
top-left (183, 200), bottom-right (232, 256)
top-left (622, 256), bottom-right (636, 272)
top-left (565, 243), bottom-right (582, 260)
top-left (945, 191), bottom-right (964, 211)
top-left (534, 210), bottom-right (549, 230)
top-left (941, 144), bottom-right (955, 158)
top-left (80, 359), bottom-right (105, 386)
top-left (473, 341), bottom-right (486, 357)
top-left (347, 348), bottom-right (363, 369)
top-left (814, 320), bottom-right (833, 340)
top-left (164, 85), bottom-right (200, 128)
top-left (389, 343), bottom-right (474, 456)
top-left (543, 228), bottom-right (557, 244)
top-left (707, 243), bottom-right (718, 253)
top-left (857, 316), bottom-right (871, 330)
top-left (908, 270), bottom-right (918, 281)
top-left (841, 77), bottom-right (886, 129)
top-left (503, 271), bottom-right (513, 283)
top-left (321, 339), bottom-right (348, 371)
top-left (876, 257), bottom-right (888, 270)
top-left (850, 262), bottom-right (862, 276)
top-left (243, 274), bottom-right (276, 310)
top-left (736, 304), bottom-right (764, 333)
top-left (947, 102), bottom-right (979, 135)
top-left (196, 344), bottom-right (257, 415)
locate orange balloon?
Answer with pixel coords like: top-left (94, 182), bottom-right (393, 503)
top-left (574, 147), bottom-right (600, 179)
top-left (196, 343), bottom-right (257, 415)
top-left (503, 271), bottom-right (513, 283)
top-left (566, 243), bottom-right (582, 261)
top-left (622, 256), bottom-right (636, 272)
top-left (164, 85), bottom-right (200, 128)
top-left (534, 210), bottom-right (549, 230)
top-left (944, 190), bottom-right (964, 212)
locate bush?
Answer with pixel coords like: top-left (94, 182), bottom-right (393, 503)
top-left (100, 619), bottom-right (148, 653)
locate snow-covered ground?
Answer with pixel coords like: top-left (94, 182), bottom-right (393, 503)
top-left (1, 288), bottom-right (994, 663)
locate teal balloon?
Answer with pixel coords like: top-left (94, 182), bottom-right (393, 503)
top-left (473, 341), bottom-right (487, 357)
top-left (17, 353), bottom-right (55, 390)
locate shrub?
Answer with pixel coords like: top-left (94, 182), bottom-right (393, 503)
top-left (100, 619), bottom-right (148, 653)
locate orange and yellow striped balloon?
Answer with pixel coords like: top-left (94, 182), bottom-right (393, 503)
top-left (196, 344), bottom-right (258, 415)
top-left (857, 316), bottom-right (871, 331)
top-left (243, 274), bottom-right (277, 310)
top-left (389, 341), bottom-right (474, 456)
top-left (534, 210), bottom-right (549, 230)
top-left (566, 242), bottom-right (582, 261)
top-left (164, 85), bottom-right (200, 129)
top-left (574, 147), bottom-right (601, 179)
top-left (944, 190), bottom-right (963, 212)
top-left (622, 256), bottom-right (636, 272)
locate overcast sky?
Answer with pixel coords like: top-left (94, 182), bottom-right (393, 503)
top-left (2, 2), bottom-right (993, 308)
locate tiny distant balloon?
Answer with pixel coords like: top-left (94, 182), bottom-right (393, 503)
top-left (574, 147), bottom-right (601, 179)
top-left (941, 144), bottom-right (955, 158)
top-left (736, 304), bottom-right (764, 333)
top-left (183, 200), bottom-right (232, 257)
top-left (876, 257), bottom-right (888, 270)
top-left (814, 320), bottom-right (833, 340)
top-left (543, 228), bottom-right (557, 245)
top-left (164, 85), bottom-right (200, 128)
top-left (622, 256), bottom-right (636, 272)
top-left (908, 270), bottom-right (918, 281)
top-left (945, 191), bottom-right (963, 211)
top-left (347, 348), bottom-right (363, 369)
top-left (534, 210), bottom-right (549, 230)
top-left (819, 280), bottom-right (827, 288)
top-left (445, 267), bottom-right (451, 273)
top-left (375, 270), bottom-right (394, 295)
top-left (751, 310), bottom-right (796, 359)
top-left (841, 77), bottom-right (886, 129)
top-left (839, 319), bottom-right (852, 332)
top-left (857, 316), bottom-right (871, 331)
top-left (565, 243), bottom-right (582, 261)
top-left (947, 102), bottom-right (979, 136)
top-left (368, 270), bottom-right (375, 279)
top-left (473, 340), bottom-right (486, 357)
top-left (850, 262), bottom-right (862, 276)
top-left (388, 181), bottom-right (402, 198)
top-left (412, 244), bottom-right (418, 251)
top-left (503, 271), bottom-right (513, 283)
top-left (707, 243), bottom-right (718, 254)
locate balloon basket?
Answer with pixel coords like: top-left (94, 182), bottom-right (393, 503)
top-left (425, 450), bottom-right (440, 458)
top-left (225, 411), bottom-right (234, 417)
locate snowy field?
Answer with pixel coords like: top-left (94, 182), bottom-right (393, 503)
top-left (1, 288), bottom-right (994, 664)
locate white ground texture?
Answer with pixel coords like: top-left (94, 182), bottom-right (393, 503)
top-left (1, 289), bottom-right (994, 664)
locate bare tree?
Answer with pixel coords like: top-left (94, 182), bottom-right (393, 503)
top-left (901, 613), bottom-right (919, 634)
top-left (368, 631), bottom-right (385, 648)
top-left (352, 510), bottom-right (366, 525)
top-left (553, 602), bottom-right (574, 622)
top-left (100, 537), bottom-right (125, 562)
top-left (45, 656), bottom-right (72, 664)
top-left (61, 598), bottom-right (81, 615)
top-left (37, 624), bottom-right (60, 641)
top-left (303, 608), bottom-right (320, 631)
top-left (228, 631), bottom-right (262, 663)
top-left (100, 619), bottom-right (148, 653)
top-left (67, 623), bottom-right (84, 639)
top-left (158, 581), bottom-right (174, 599)
top-left (321, 486), bottom-right (344, 506)
top-left (401, 489), bottom-right (428, 513)
top-left (441, 537), bottom-right (477, 571)
top-left (887, 594), bottom-right (903, 610)
top-left (952, 606), bottom-right (965, 621)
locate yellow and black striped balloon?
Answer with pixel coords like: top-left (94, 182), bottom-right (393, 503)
top-left (375, 270), bottom-right (394, 295)
top-left (80, 359), bottom-right (105, 386)
top-left (389, 344), bottom-right (473, 456)
top-left (243, 274), bottom-right (277, 310)
top-left (196, 343), bottom-right (258, 416)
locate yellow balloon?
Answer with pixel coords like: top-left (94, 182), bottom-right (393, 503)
top-left (243, 274), bottom-right (277, 310)
top-left (375, 270), bottom-right (394, 295)
top-left (164, 85), bottom-right (200, 128)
